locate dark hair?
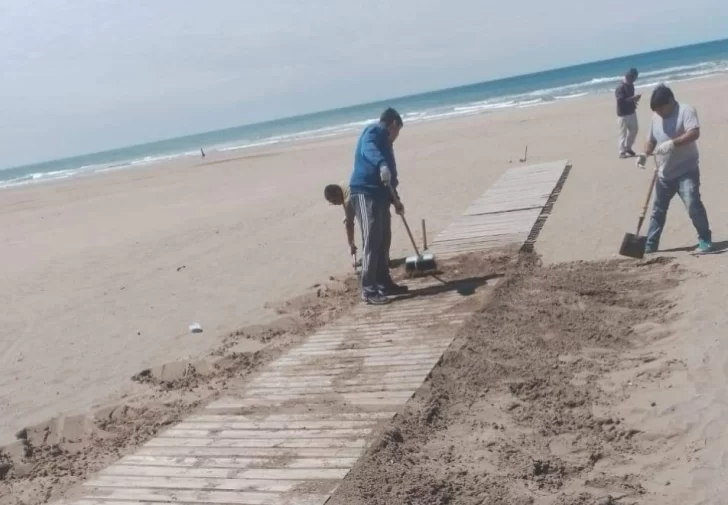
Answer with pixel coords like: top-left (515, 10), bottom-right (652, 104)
top-left (650, 85), bottom-right (674, 111)
top-left (324, 184), bottom-right (343, 203)
top-left (380, 108), bottom-right (403, 127)
top-left (626, 67), bottom-right (638, 78)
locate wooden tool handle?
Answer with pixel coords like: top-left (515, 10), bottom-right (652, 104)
top-left (387, 185), bottom-right (420, 255)
top-left (639, 159), bottom-right (659, 219)
top-left (421, 219), bottom-right (428, 251)
top-left (634, 157), bottom-right (659, 235)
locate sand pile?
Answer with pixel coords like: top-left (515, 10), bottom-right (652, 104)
top-left (0, 274), bottom-right (359, 505)
top-left (329, 255), bottom-right (681, 505)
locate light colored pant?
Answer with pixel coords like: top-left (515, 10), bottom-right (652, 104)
top-left (618, 113), bottom-right (638, 154)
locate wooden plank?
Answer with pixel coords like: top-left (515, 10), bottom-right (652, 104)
top-left (274, 353), bottom-right (443, 366)
top-left (136, 447), bottom-right (364, 458)
top-left (305, 328), bottom-right (454, 337)
top-left (285, 341), bottom-right (450, 352)
top-left (432, 235), bottom-right (526, 247)
top-left (210, 392), bottom-right (415, 409)
top-left (434, 216), bottom-right (541, 232)
top-left (160, 428), bottom-right (371, 439)
top-left (81, 487), bottom-right (281, 504)
top-left (75, 497), bottom-right (329, 505)
top-left (241, 468), bottom-right (347, 480)
top-left (431, 238), bottom-right (528, 250)
top-left (434, 217), bottom-right (537, 230)
top-left (259, 367), bottom-right (434, 378)
top-left (118, 456), bottom-right (359, 469)
top-left (174, 420), bottom-right (379, 430)
top-left (86, 475), bottom-right (298, 492)
top-left (432, 233), bottom-right (530, 244)
top-left (191, 412), bottom-right (395, 422)
top-left (280, 351), bottom-right (447, 362)
top-left (253, 367), bottom-right (432, 379)
top-left (228, 391), bottom-right (417, 404)
top-left (246, 377), bottom-right (426, 389)
top-left (432, 222), bottom-right (532, 235)
top-left (102, 465), bottom-right (350, 480)
top-left (284, 345), bottom-right (442, 357)
top-left (252, 377), bottom-right (429, 388)
top-left (242, 383), bottom-right (423, 396)
top-left (431, 234), bottom-right (529, 247)
top-left (145, 438), bottom-right (366, 449)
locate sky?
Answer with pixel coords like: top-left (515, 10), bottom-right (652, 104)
top-left (1, 0), bottom-right (726, 169)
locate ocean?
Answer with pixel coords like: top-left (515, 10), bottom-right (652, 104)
top-left (3, 38), bottom-right (728, 189)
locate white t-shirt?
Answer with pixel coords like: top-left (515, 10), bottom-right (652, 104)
top-left (648, 103), bottom-right (700, 180)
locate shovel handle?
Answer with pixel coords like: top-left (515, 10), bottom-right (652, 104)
top-left (636, 157), bottom-right (659, 234)
top-left (387, 185), bottom-right (421, 256)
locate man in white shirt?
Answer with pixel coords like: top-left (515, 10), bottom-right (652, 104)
top-left (638, 85), bottom-right (712, 254)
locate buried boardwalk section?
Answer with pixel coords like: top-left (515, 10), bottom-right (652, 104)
top-left (60, 161), bottom-right (570, 505)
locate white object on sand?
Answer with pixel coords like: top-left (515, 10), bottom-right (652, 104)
top-left (189, 322), bottom-right (203, 333)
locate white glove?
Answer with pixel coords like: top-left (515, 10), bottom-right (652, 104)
top-left (380, 165), bottom-right (391, 185)
top-left (654, 140), bottom-right (675, 155)
top-left (636, 154), bottom-right (648, 168)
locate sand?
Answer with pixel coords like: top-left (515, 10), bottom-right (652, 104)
top-left (0, 273), bottom-right (361, 504)
top-left (329, 255), bottom-right (682, 505)
top-left (2, 75), bottom-right (728, 503)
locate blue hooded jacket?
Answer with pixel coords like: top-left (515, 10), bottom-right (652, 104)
top-left (349, 122), bottom-right (397, 201)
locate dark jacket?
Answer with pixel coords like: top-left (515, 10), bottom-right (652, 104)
top-left (616, 81), bottom-right (636, 117)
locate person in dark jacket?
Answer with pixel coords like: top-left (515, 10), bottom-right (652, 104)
top-left (616, 68), bottom-right (641, 158)
top-left (349, 108), bottom-right (408, 305)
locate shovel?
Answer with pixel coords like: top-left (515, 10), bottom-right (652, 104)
top-left (387, 186), bottom-right (437, 273)
top-left (619, 156), bottom-right (659, 259)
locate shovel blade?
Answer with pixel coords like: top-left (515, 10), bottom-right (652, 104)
top-left (405, 253), bottom-right (437, 272)
top-left (619, 233), bottom-right (646, 259)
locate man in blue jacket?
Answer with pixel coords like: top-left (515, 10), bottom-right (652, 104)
top-left (349, 108), bottom-right (408, 305)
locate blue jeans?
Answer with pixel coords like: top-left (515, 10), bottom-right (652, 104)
top-left (646, 170), bottom-right (711, 249)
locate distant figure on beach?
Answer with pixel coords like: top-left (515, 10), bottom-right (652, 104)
top-left (638, 84), bottom-right (713, 254)
top-left (616, 68), bottom-right (641, 158)
top-left (349, 108), bottom-right (408, 305)
top-left (324, 182), bottom-right (356, 257)
top-left (200, 148), bottom-right (205, 158)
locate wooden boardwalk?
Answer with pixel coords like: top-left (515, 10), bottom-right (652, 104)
top-left (62, 160), bottom-right (569, 505)
top-left (428, 160), bottom-right (569, 257)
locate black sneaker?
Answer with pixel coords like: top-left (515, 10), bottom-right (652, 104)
top-left (626, 149), bottom-right (637, 157)
top-left (379, 283), bottom-right (409, 296)
top-left (362, 293), bottom-right (391, 305)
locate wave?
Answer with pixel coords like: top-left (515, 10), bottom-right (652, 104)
top-left (216, 119), bottom-right (374, 153)
top-left (4, 57), bottom-right (728, 190)
top-left (0, 168), bottom-right (80, 188)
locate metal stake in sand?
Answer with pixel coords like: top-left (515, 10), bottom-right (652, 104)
top-left (387, 186), bottom-right (437, 274)
top-left (619, 155), bottom-right (658, 259)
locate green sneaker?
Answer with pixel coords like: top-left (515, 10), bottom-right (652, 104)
top-left (696, 239), bottom-right (713, 254)
top-left (644, 243), bottom-right (658, 254)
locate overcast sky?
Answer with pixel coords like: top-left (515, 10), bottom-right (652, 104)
top-left (1, 0), bottom-right (726, 168)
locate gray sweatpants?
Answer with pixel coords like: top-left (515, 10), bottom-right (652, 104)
top-left (618, 113), bottom-right (638, 154)
top-left (351, 193), bottom-right (393, 296)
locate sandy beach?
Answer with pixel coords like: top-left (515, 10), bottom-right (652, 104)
top-left (2, 75), bottom-right (728, 503)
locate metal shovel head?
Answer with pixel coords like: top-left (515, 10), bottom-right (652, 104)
top-left (619, 232), bottom-right (646, 259)
top-left (405, 253), bottom-right (436, 272)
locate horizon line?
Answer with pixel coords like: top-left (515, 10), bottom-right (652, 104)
top-left (5, 36), bottom-right (727, 172)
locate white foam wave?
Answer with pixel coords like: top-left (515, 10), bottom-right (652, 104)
top-left (4, 58), bottom-right (728, 190)
top-left (0, 168), bottom-right (80, 188)
top-left (554, 92), bottom-right (589, 100)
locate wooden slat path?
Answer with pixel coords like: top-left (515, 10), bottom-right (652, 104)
top-left (428, 160), bottom-right (569, 257)
top-left (61, 160), bottom-right (569, 505)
